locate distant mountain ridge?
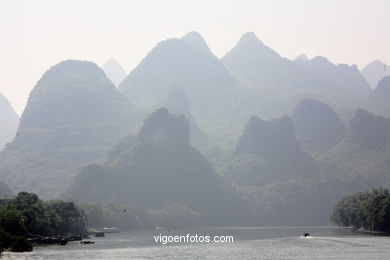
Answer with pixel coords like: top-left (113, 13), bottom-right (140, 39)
top-left (296, 56), bottom-right (371, 97)
top-left (366, 76), bottom-right (390, 117)
top-left (221, 32), bottom-right (353, 111)
top-left (361, 60), bottom-right (390, 89)
top-left (101, 58), bottom-right (127, 87)
top-left (0, 93), bottom-right (19, 151)
top-left (118, 32), bottom-right (238, 110)
top-left (181, 31), bottom-right (212, 55)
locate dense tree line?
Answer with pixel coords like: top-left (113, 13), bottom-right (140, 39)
top-left (331, 188), bottom-right (390, 233)
top-left (81, 202), bottom-right (202, 230)
top-left (0, 192), bottom-right (86, 253)
top-left (81, 203), bottom-right (150, 230)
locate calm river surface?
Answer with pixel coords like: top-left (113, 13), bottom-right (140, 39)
top-left (3, 226), bottom-right (390, 259)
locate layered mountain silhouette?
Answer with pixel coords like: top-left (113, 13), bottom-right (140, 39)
top-left (117, 31), bottom-right (363, 150)
top-left (366, 76), bottom-right (390, 117)
top-left (0, 93), bottom-right (19, 151)
top-left (296, 56), bottom-right (371, 97)
top-left (221, 32), bottom-right (349, 107)
top-left (225, 115), bottom-right (316, 187)
top-left (68, 108), bottom-right (242, 224)
top-left (164, 86), bottom-right (207, 145)
top-left (292, 98), bottom-right (345, 146)
top-left (321, 109), bottom-right (390, 188)
top-left (2, 31), bottom-right (390, 227)
top-left (181, 31), bottom-right (212, 55)
top-left (0, 60), bottom-right (139, 198)
top-left (118, 32), bottom-right (237, 110)
top-left (361, 60), bottom-right (390, 89)
top-left (101, 58), bottom-right (127, 87)
top-left (345, 109), bottom-right (390, 150)
top-left (219, 115), bottom-right (327, 225)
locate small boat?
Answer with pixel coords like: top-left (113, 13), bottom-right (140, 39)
top-left (80, 241), bottom-right (95, 244)
top-left (303, 233), bottom-right (310, 237)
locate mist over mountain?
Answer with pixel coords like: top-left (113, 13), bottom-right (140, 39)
top-left (294, 53), bottom-right (308, 62)
top-left (361, 60), bottom-right (390, 89)
top-left (164, 86), bottom-right (207, 145)
top-left (233, 115), bottom-right (315, 183)
top-left (181, 31), bottom-right (212, 55)
top-left (1, 31), bottom-right (389, 229)
top-left (0, 181), bottom-right (13, 199)
top-left (296, 56), bottom-right (371, 97)
top-left (117, 32), bottom-right (254, 149)
top-left (346, 109), bottom-right (390, 150)
top-left (366, 76), bottom-right (390, 117)
top-left (117, 32), bottom-right (361, 151)
top-left (292, 98), bottom-right (345, 147)
top-left (68, 108), bottom-right (245, 225)
top-left (101, 58), bottom-right (127, 87)
top-left (119, 32), bottom-right (237, 110)
top-left (0, 93), bottom-right (19, 151)
top-left (320, 109), bottom-right (390, 189)
top-left (221, 32), bottom-right (350, 108)
top-left (0, 60), bottom-right (140, 198)
top-left (217, 115), bottom-right (346, 225)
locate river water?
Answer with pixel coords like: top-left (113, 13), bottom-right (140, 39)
top-left (3, 226), bottom-right (390, 259)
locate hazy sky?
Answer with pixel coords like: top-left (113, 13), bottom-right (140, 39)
top-left (0, 0), bottom-right (389, 114)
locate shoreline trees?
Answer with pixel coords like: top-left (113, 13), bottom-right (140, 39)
top-left (331, 188), bottom-right (390, 233)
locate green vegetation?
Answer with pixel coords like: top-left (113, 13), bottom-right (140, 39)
top-left (331, 188), bottom-right (390, 233)
top-left (148, 203), bottom-right (201, 228)
top-left (0, 60), bottom-right (141, 198)
top-left (0, 192), bottom-right (86, 252)
top-left (68, 108), bottom-right (244, 226)
top-left (0, 181), bottom-right (13, 199)
top-left (80, 203), bottom-right (150, 230)
top-left (80, 202), bottom-right (201, 230)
